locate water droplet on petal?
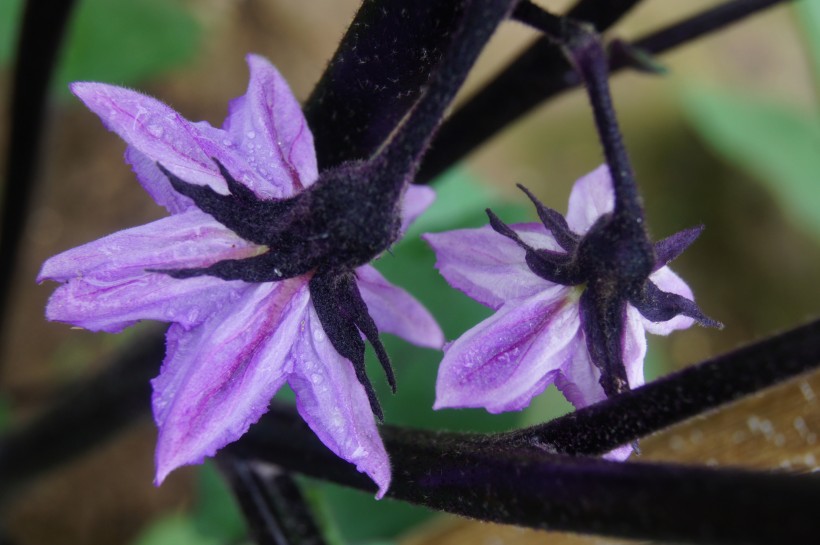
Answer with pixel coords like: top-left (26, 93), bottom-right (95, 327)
top-left (311, 373), bottom-right (323, 384)
top-left (246, 131), bottom-right (256, 139)
top-left (312, 329), bottom-right (325, 343)
top-left (147, 125), bottom-right (164, 137)
top-left (222, 139), bottom-right (234, 147)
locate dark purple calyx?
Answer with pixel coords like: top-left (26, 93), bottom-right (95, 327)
top-left (489, 185), bottom-right (721, 397)
top-left (156, 158), bottom-right (403, 283)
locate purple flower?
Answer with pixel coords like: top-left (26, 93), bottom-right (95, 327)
top-left (38, 54), bottom-right (443, 497)
top-left (425, 166), bottom-right (715, 457)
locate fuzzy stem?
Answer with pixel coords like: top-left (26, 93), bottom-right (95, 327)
top-left (512, 2), bottom-right (644, 221)
top-left (232, 402), bottom-right (820, 545)
top-left (417, 0), bottom-right (791, 183)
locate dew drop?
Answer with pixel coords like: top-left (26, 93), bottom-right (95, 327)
top-left (147, 125), bottom-right (164, 137)
top-left (246, 131), bottom-right (256, 139)
top-left (222, 138), bottom-right (234, 147)
top-left (312, 329), bottom-right (325, 343)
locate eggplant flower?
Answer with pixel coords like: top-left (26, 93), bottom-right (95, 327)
top-left (425, 166), bottom-right (718, 457)
top-left (38, 55), bottom-right (443, 497)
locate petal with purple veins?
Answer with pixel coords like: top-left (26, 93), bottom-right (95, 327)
top-left (223, 54), bottom-right (318, 197)
top-left (38, 210), bottom-right (259, 283)
top-left (44, 273), bottom-right (249, 333)
top-left (565, 165), bottom-right (614, 234)
top-left (355, 265), bottom-right (443, 349)
top-left (423, 224), bottom-right (557, 310)
top-left (38, 210), bottom-right (260, 332)
top-left (153, 279), bottom-right (310, 484)
top-left (70, 82), bottom-right (272, 205)
top-left (434, 288), bottom-right (578, 413)
top-left (288, 303), bottom-right (391, 498)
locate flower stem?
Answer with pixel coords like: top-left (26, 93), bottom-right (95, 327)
top-left (417, 0), bottom-right (791, 183)
top-left (232, 401), bottom-right (820, 545)
top-left (512, 1), bottom-right (645, 221)
top-left (502, 317), bottom-right (820, 455)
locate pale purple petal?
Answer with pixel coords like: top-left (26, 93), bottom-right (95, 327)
top-left (623, 305), bottom-right (648, 388)
top-left (70, 82), bottom-right (276, 206)
top-left (356, 265), bottom-right (443, 349)
top-left (289, 303), bottom-right (391, 498)
top-left (554, 336), bottom-right (634, 461)
top-left (124, 146), bottom-right (192, 214)
top-left (400, 185), bottom-right (436, 232)
top-left (222, 54), bottom-right (318, 196)
top-left (38, 210), bottom-right (259, 282)
top-left (38, 210), bottom-right (260, 332)
top-left (153, 279), bottom-right (310, 484)
top-left (640, 267), bottom-right (696, 335)
top-left (423, 223), bottom-right (558, 310)
top-left (434, 288), bottom-right (579, 413)
top-left (44, 273), bottom-right (249, 333)
top-left (565, 164), bottom-right (614, 234)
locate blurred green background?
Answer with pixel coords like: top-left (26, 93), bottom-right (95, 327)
top-left (1, 1), bottom-right (819, 544)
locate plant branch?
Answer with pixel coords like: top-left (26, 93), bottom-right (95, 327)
top-left (417, 0), bottom-right (790, 183)
top-left (232, 402), bottom-right (820, 545)
top-left (0, 0), bottom-right (78, 357)
top-left (502, 317), bottom-right (820, 455)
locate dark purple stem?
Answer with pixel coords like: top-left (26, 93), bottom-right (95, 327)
top-left (417, 0), bottom-right (790, 183)
top-left (502, 318), bottom-right (820, 455)
top-left (0, 0), bottom-right (78, 357)
top-left (231, 403), bottom-right (820, 545)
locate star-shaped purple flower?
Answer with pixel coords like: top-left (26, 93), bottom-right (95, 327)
top-left (38, 55), bottom-right (443, 497)
top-left (425, 166), bottom-right (716, 457)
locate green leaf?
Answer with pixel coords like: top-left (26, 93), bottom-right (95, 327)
top-left (130, 515), bottom-right (219, 545)
top-left (1, 0), bottom-right (201, 96)
top-left (681, 85), bottom-right (820, 238)
top-left (192, 462), bottom-right (247, 543)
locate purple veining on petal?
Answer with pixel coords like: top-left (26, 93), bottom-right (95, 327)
top-left (289, 303), bottom-right (392, 498)
top-left (38, 210), bottom-right (259, 282)
top-left (424, 224), bottom-right (556, 310)
top-left (434, 288), bottom-right (576, 413)
top-left (70, 82), bottom-right (235, 197)
top-left (153, 279), bottom-right (309, 484)
top-left (356, 265), bottom-right (444, 349)
top-left (222, 54), bottom-right (318, 197)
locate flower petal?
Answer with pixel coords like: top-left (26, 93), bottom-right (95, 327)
top-left (153, 279), bottom-right (310, 484)
top-left (400, 184), bottom-right (436, 233)
top-left (70, 82), bottom-right (274, 209)
top-left (565, 164), bottom-right (614, 234)
top-left (355, 265), bottom-right (443, 349)
top-left (38, 210), bottom-right (259, 332)
top-left (423, 223), bottom-right (558, 310)
top-left (39, 210), bottom-right (258, 282)
top-left (434, 288), bottom-right (578, 413)
top-left (222, 54), bottom-right (318, 197)
top-left (640, 267), bottom-right (696, 335)
top-left (289, 303), bottom-right (391, 498)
